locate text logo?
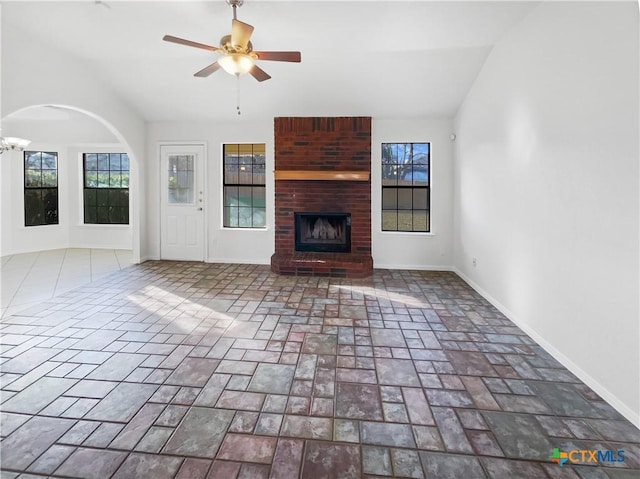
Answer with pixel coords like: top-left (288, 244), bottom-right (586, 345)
top-left (550, 448), bottom-right (625, 467)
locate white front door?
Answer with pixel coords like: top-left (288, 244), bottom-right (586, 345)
top-left (160, 144), bottom-right (205, 261)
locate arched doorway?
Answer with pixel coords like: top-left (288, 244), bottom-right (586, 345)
top-left (1, 104), bottom-right (141, 262)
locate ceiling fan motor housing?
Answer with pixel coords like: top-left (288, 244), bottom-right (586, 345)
top-left (220, 34), bottom-right (253, 54)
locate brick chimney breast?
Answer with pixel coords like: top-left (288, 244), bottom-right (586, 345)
top-left (271, 117), bottom-right (373, 278)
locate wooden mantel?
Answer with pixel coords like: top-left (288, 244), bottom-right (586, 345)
top-left (274, 170), bottom-right (370, 181)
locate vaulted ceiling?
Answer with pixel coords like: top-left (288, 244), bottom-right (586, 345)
top-left (2, 1), bottom-right (539, 122)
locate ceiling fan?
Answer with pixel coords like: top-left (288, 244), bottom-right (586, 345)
top-left (163, 0), bottom-right (301, 82)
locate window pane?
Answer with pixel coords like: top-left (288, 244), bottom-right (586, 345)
top-left (85, 154), bottom-right (98, 170)
top-left (109, 153), bottom-right (122, 170)
top-left (97, 207), bottom-right (109, 223)
top-left (168, 166), bottom-right (193, 204)
top-left (109, 206), bottom-right (124, 224)
top-left (398, 189), bottom-right (412, 209)
top-left (120, 189), bottom-right (129, 209)
top-left (224, 206), bottom-right (239, 227)
top-left (382, 165), bottom-right (397, 185)
top-left (391, 143), bottom-right (399, 162)
top-left (253, 208), bottom-right (266, 228)
top-left (43, 189), bottom-right (58, 224)
top-left (109, 174), bottom-right (121, 188)
top-left (413, 211), bottom-right (428, 232)
top-left (109, 189), bottom-right (122, 207)
top-left (42, 153), bottom-right (57, 169)
top-left (85, 172), bottom-right (98, 187)
top-left (225, 164), bottom-right (239, 184)
top-left (224, 186), bottom-right (239, 207)
top-left (97, 189), bottom-right (109, 207)
top-left (412, 164), bottom-right (428, 185)
top-left (84, 189), bottom-right (97, 207)
top-left (121, 172), bottom-right (129, 188)
top-left (238, 164), bottom-right (252, 184)
top-left (238, 186), bottom-right (252, 208)
top-left (382, 188), bottom-right (397, 209)
top-left (85, 206), bottom-right (97, 224)
top-left (42, 170), bottom-right (57, 187)
top-left (98, 153), bottom-right (109, 170)
top-left (397, 211), bottom-right (414, 231)
top-left (382, 143), bottom-right (394, 163)
top-left (382, 210), bottom-right (397, 231)
top-left (25, 151), bottom-right (41, 169)
top-left (238, 207), bottom-right (253, 227)
top-left (412, 143), bottom-right (429, 164)
top-left (98, 171), bottom-right (110, 188)
top-left (168, 189), bottom-right (179, 203)
top-left (397, 143), bottom-right (408, 164)
top-left (252, 187), bottom-right (266, 208)
top-left (121, 154), bottom-right (129, 170)
top-left (253, 160), bottom-right (266, 185)
top-left (398, 165), bottom-right (413, 186)
top-left (413, 188), bottom-right (428, 209)
top-left (25, 169), bottom-right (41, 187)
top-left (24, 190), bottom-right (42, 226)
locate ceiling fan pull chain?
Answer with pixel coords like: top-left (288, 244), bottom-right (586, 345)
top-left (236, 75), bottom-right (242, 115)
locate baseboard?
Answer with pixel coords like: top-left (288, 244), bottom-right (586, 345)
top-left (206, 257), bottom-right (271, 265)
top-left (374, 263), bottom-right (455, 272)
top-left (136, 255), bottom-right (158, 264)
top-left (452, 267), bottom-right (639, 428)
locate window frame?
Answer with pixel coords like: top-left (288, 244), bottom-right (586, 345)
top-left (381, 142), bottom-right (431, 233)
top-left (82, 152), bottom-right (130, 225)
top-left (23, 150), bottom-right (59, 227)
top-left (222, 143), bottom-right (267, 229)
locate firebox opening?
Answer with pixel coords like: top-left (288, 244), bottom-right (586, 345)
top-left (295, 212), bottom-right (351, 253)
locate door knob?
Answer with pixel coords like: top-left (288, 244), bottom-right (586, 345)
top-left (197, 207), bottom-right (203, 211)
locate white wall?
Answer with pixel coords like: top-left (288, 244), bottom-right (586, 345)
top-left (372, 119), bottom-right (454, 269)
top-left (453, 2), bottom-right (639, 425)
top-left (0, 142), bottom-right (132, 256)
top-left (147, 118), bottom-right (454, 268)
top-left (146, 121), bottom-right (275, 264)
top-left (1, 22), bottom-right (146, 261)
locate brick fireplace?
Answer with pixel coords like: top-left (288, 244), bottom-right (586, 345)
top-left (270, 117), bottom-right (373, 278)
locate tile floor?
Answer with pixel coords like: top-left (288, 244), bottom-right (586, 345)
top-left (0, 261), bottom-right (638, 478)
top-left (1, 249), bottom-right (133, 319)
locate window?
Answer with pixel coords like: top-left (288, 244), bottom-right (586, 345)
top-left (223, 143), bottom-right (266, 228)
top-left (24, 151), bottom-right (59, 226)
top-left (168, 155), bottom-right (194, 204)
top-left (83, 153), bottom-right (129, 224)
top-left (382, 142), bottom-right (430, 232)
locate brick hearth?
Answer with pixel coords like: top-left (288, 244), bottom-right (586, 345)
top-left (271, 117), bottom-right (373, 278)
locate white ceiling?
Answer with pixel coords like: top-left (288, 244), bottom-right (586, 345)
top-left (2, 1), bottom-right (539, 122)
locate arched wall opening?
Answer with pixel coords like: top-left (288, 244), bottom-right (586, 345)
top-left (1, 104), bottom-right (141, 263)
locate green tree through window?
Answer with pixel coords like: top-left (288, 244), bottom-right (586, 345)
top-left (382, 143), bottom-right (430, 232)
top-left (83, 153), bottom-right (129, 224)
top-left (24, 151), bottom-right (59, 226)
top-left (223, 144), bottom-right (266, 228)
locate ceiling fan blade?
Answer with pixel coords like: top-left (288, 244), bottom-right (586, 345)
top-left (231, 19), bottom-right (254, 49)
top-left (253, 51), bottom-right (301, 63)
top-left (163, 35), bottom-right (219, 53)
top-left (194, 61), bottom-right (222, 78)
top-left (249, 64), bottom-right (271, 82)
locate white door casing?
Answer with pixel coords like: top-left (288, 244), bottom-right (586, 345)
top-left (160, 144), bottom-right (205, 261)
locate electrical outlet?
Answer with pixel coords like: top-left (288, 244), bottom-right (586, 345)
top-left (472, 257), bottom-right (477, 267)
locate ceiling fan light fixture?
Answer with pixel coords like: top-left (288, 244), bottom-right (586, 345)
top-left (219, 53), bottom-right (255, 75)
